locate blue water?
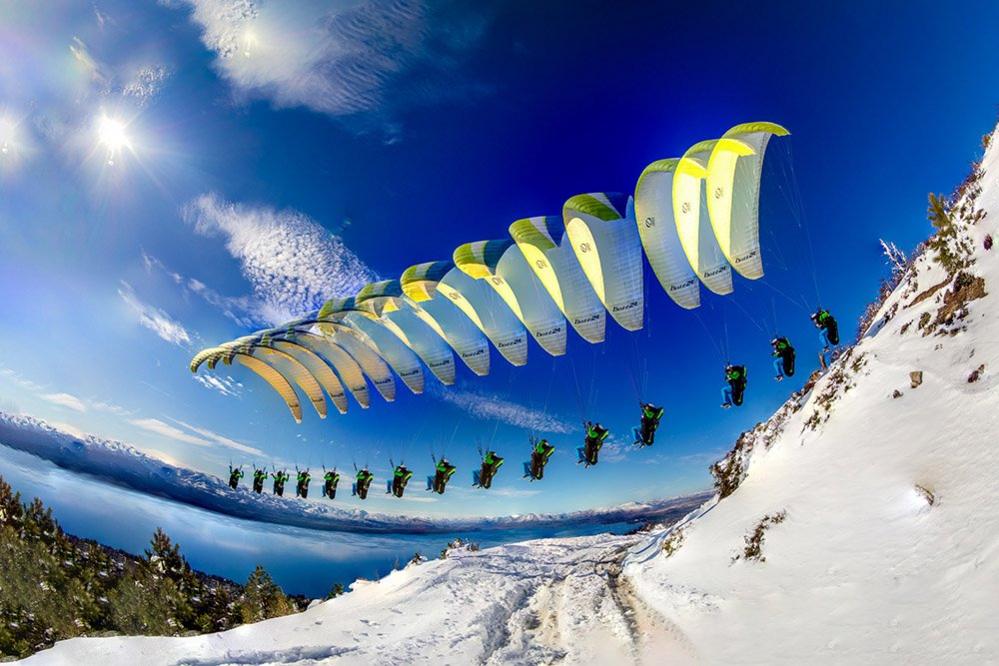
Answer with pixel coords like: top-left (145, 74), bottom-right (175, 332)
top-left (0, 446), bottom-right (643, 597)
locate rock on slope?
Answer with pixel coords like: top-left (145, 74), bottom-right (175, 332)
top-left (23, 126), bottom-right (999, 665)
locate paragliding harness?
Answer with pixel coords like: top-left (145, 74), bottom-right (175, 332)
top-left (295, 467), bottom-right (311, 499)
top-left (252, 467), bottom-right (267, 493)
top-left (352, 466), bottom-right (374, 500)
top-left (427, 457), bottom-right (456, 495)
top-left (473, 448), bottom-right (504, 489)
top-left (227, 464), bottom-right (244, 490)
top-left (812, 309), bottom-right (840, 369)
top-left (525, 438), bottom-right (555, 481)
top-left (578, 422), bottom-right (609, 467)
top-left (771, 337), bottom-right (796, 380)
top-left (389, 462), bottom-right (414, 498)
top-left (812, 309), bottom-right (840, 346)
top-left (723, 365), bottom-right (747, 408)
top-left (271, 469), bottom-right (290, 497)
top-left (322, 467), bottom-right (340, 499)
top-left (634, 404), bottom-right (664, 447)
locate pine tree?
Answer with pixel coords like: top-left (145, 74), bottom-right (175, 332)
top-left (927, 193), bottom-right (963, 272)
top-left (239, 566), bottom-right (293, 624)
top-left (326, 582), bottom-right (345, 599)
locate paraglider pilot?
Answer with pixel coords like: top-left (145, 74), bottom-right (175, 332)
top-left (525, 438), bottom-right (555, 480)
top-left (322, 467), bottom-right (340, 499)
top-left (252, 467), bottom-right (267, 493)
top-left (771, 337), bottom-right (796, 381)
top-left (295, 467), bottom-right (311, 499)
top-left (227, 464), bottom-right (244, 490)
top-left (352, 467), bottom-right (374, 500)
top-left (722, 364), bottom-right (747, 408)
top-left (633, 403), bottom-right (664, 447)
top-left (389, 464), bottom-right (413, 498)
top-left (811, 308), bottom-right (840, 368)
top-left (578, 421), bottom-right (609, 466)
top-left (473, 450), bottom-right (504, 489)
top-left (427, 458), bottom-right (456, 494)
top-left (271, 469), bottom-right (290, 497)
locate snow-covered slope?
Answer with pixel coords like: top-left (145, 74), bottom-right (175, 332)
top-left (621, 127), bottom-right (999, 665)
top-left (23, 127), bottom-right (999, 664)
top-left (0, 413), bottom-right (707, 533)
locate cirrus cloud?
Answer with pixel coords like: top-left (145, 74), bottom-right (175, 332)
top-left (118, 281), bottom-right (193, 346)
top-left (183, 192), bottom-right (375, 324)
top-left (167, 0), bottom-right (493, 133)
top-left (434, 387), bottom-right (574, 434)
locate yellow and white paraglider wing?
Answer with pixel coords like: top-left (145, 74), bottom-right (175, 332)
top-left (673, 140), bottom-right (733, 296)
top-left (453, 240), bottom-right (525, 321)
top-left (494, 244), bottom-right (566, 356)
top-left (454, 239), bottom-right (566, 358)
top-left (707, 122), bottom-right (789, 279)
top-left (509, 216), bottom-right (605, 344)
top-left (380, 308), bottom-right (457, 386)
top-left (190, 347), bottom-right (226, 373)
top-left (354, 278), bottom-right (456, 385)
top-left (439, 265), bottom-right (528, 367)
top-left (325, 328), bottom-right (397, 402)
top-left (270, 339), bottom-right (351, 414)
top-left (253, 346), bottom-right (328, 419)
top-left (341, 312), bottom-right (425, 395)
top-left (296, 336), bottom-right (370, 409)
top-left (271, 335), bottom-right (347, 414)
top-left (233, 354), bottom-right (304, 423)
top-left (564, 193), bottom-right (644, 331)
top-left (401, 262), bottom-right (491, 377)
top-left (634, 159), bottom-right (700, 309)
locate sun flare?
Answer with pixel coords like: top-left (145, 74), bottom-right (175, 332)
top-left (96, 114), bottom-right (131, 165)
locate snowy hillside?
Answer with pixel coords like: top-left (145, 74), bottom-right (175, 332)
top-left (23, 126), bottom-right (999, 664)
top-left (0, 413), bottom-right (706, 534)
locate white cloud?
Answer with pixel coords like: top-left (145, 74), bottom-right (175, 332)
top-left (122, 65), bottom-right (170, 105)
top-left (43, 392), bottom-right (87, 412)
top-left (185, 277), bottom-right (260, 327)
top-left (130, 416), bottom-right (263, 456)
top-left (143, 251), bottom-right (262, 327)
top-left (0, 367), bottom-right (45, 393)
top-left (435, 388), bottom-right (575, 434)
top-left (183, 193), bottom-right (375, 323)
top-left (599, 435), bottom-right (631, 464)
top-left (193, 373), bottom-right (243, 397)
top-left (485, 487), bottom-right (541, 499)
top-left (68, 36), bottom-right (108, 86)
top-left (118, 281), bottom-right (193, 346)
top-left (170, 0), bottom-right (490, 128)
top-left (90, 400), bottom-right (134, 416)
top-left (3, 366), bottom-right (133, 416)
top-left (131, 417), bottom-right (207, 445)
top-left (170, 418), bottom-right (261, 455)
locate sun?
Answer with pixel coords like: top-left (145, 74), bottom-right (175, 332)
top-left (0, 116), bottom-right (17, 155)
top-left (96, 114), bottom-right (132, 165)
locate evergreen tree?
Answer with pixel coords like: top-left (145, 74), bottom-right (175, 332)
top-left (0, 474), bottom-right (301, 659)
top-left (239, 566), bottom-right (293, 624)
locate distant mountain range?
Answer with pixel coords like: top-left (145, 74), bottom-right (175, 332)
top-left (0, 412), bottom-right (709, 534)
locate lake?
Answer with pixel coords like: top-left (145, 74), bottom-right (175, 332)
top-left (0, 444), bottom-right (651, 597)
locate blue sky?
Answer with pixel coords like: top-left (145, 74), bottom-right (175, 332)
top-left (2, 0), bottom-right (998, 518)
